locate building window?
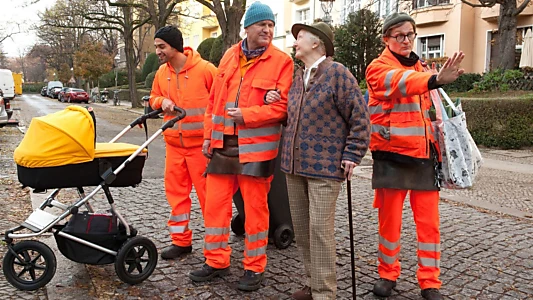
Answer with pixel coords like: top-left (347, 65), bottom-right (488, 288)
top-left (418, 35), bottom-right (444, 59)
top-left (193, 35), bottom-right (199, 49)
top-left (211, 31), bottom-right (218, 38)
top-left (297, 9), bottom-right (310, 25)
top-left (412, 0), bottom-right (450, 9)
top-left (184, 37), bottom-right (190, 46)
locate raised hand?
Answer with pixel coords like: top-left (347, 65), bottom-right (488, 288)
top-left (436, 51), bottom-right (465, 85)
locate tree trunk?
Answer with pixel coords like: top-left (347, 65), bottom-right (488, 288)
top-left (123, 6), bottom-right (140, 108)
top-left (497, 0), bottom-right (518, 70)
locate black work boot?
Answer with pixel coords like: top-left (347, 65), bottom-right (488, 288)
top-left (189, 263), bottom-right (229, 282)
top-left (421, 288), bottom-right (444, 300)
top-left (372, 278), bottom-right (397, 297)
top-left (237, 270), bottom-right (264, 291)
top-left (160, 244), bottom-right (192, 260)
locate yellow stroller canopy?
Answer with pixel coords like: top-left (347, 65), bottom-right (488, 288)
top-left (14, 106), bottom-right (96, 168)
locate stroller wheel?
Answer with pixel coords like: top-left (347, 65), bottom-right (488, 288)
top-left (2, 240), bottom-right (56, 291)
top-left (114, 236), bottom-right (158, 285)
top-left (273, 224), bottom-right (294, 249)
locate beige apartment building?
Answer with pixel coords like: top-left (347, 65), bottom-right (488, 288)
top-left (408, 1), bottom-right (533, 73)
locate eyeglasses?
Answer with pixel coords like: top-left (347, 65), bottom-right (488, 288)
top-left (388, 33), bottom-right (417, 43)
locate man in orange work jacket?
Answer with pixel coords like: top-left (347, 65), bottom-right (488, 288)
top-left (150, 26), bottom-right (217, 260)
top-left (188, 1), bottom-right (293, 292)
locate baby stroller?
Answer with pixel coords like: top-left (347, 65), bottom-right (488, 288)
top-left (2, 105), bottom-right (185, 291)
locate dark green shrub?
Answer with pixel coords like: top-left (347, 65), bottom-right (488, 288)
top-left (443, 73), bottom-right (482, 93)
top-left (197, 38), bottom-right (216, 61)
top-left (145, 70), bottom-right (157, 89)
top-left (23, 82), bottom-right (46, 93)
top-left (462, 98), bottom-right (533, 149)
top-left (98, 69), bottom-right (143, 88)
top-left (141, 53), bottom-right (159, 81)
top-left (209, 36), bottom-right (224, 67)
top-left (473, 69), bottom-right (524, 92)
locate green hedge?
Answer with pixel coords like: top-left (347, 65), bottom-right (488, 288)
top-left (443, 73), bottom-right (482, 93)
top-left (463, 98), bottom-right (533, 149)
top-left (197, 38), bottom-right (216, 61)
top-left (145, 70), bottom-right (157, 89)
top-left (23, 82), bottom-right (46, 93)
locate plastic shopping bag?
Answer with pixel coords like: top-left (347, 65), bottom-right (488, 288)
top-left (430, 88), bottom-right (482, 189)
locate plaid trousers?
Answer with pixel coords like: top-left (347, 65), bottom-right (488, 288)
top-left (286, 174), bottom-right (342, 300)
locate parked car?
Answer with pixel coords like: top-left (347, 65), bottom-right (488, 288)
top-left (46, 81), bottom-right (63, 97)
top-left (49, 87), bottom-right (62, 99)
top-left (57, 87), bottom-right (70, 102)
top-left (40, 86), bottom-right (47, 96)
top-left (61, 88), bottom-right (89, 103)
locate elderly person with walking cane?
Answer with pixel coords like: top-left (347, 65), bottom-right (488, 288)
top-left (267, 22), bottom-right (370, 300)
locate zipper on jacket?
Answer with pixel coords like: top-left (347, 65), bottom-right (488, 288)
top-left (167, 68), bottom-right (186, 147)
top-left (233, 77), bottom-right (243, 134)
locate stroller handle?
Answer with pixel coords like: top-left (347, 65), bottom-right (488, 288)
top-left (162, 107), bottom-right (187, 131)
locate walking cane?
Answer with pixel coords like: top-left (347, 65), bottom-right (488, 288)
top-left (346, 179), bottom-right (356, 300)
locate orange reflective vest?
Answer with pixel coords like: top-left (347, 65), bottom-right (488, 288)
top-left (365, 47), bottom-right (435, 159)
top-left (204, 42), bottom-right (293, 163)
top-left (150, 47), bottom-right (217, 148)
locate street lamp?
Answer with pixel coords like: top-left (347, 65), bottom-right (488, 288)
top-left (320, 0), bottom-right (335, 24)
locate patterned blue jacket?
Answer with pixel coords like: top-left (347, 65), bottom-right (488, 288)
top-left (280, 58), bottom-right (370, 181)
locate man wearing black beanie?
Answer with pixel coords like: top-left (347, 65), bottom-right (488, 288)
top-left (150, 25), bottom-right (217, 261)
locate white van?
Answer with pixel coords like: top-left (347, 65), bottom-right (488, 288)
top-left (46, 81), bottom-right (63, 98)
top-left (0, 69), bottom-right (15, 100)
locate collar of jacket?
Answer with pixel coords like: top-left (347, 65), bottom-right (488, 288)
top-left (229, 40), bottom-right (276, 64)
top-left (380, 47), bottom-right (423, 71)
top-left (295, 57), bottom-right (334, 90)
top-left (387, 46), bottom-right (419, 66)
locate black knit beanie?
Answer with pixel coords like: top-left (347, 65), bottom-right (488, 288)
top-left (154, 26), bottom-right (184, 52)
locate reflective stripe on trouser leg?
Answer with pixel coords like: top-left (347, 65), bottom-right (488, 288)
top-left (165, 144), bottom-right (194, 247)
top-left (411, 190), bottom-right (442, 289)
top-left (239, 174), bottom-right (272, 273)
top-left (375, 188), bottom-right (407, 281)
top-left (203, 173), bottom-right (235, 269)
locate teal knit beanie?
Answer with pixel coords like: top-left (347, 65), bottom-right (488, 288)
top-left (244, 1), bottom-right (275, 28)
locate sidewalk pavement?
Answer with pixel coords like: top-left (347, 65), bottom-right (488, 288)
top-left (9, 100), bottom-right (533, 299)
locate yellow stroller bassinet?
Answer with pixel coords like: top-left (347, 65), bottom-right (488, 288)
top-left (14, 106), bottom-right (146, 189)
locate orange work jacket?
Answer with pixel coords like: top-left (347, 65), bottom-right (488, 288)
top-left (150, 47), bottom-right (217, 148)
top-left (365, 47), bottom-right (435, 159)
top-left (204, 41), bottom-right (293, 163)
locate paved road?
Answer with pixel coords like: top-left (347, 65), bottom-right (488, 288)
top-left (1, 95), bottom-right (532, 299)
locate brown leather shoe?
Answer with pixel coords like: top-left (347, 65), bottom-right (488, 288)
top-left (291, 286), bottom-right (312, 300)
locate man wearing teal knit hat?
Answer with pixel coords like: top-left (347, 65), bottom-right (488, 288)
top-left (189, 0), bottom-right (294, 293)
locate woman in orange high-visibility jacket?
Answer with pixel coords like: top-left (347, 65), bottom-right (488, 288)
top-left (365, 13), bottom-right (465, 300)
top-left (188, 2), bottom-right (293, 292)
top-left (150, 26), bottom-right (217, 260)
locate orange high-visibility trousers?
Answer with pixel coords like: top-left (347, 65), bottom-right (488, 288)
top-left (373, 188), bottom-right (442, 290)
top-left (165, 144), bottom-right (207, 247)
top-left (203, 173), bottom-right (271, 273)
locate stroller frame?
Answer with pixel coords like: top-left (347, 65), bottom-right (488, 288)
top-left (2, 107), bottom-right (186, 291)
